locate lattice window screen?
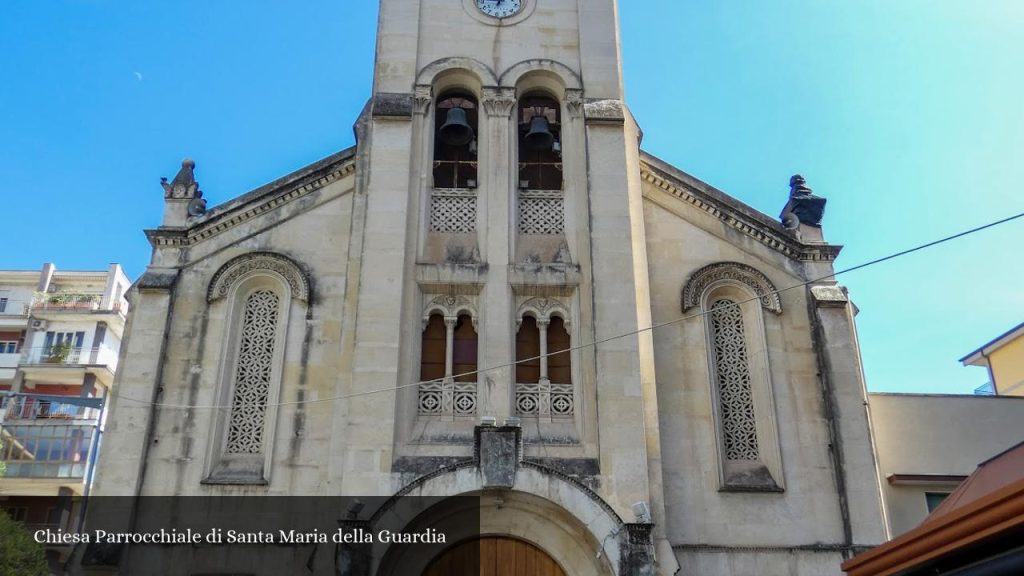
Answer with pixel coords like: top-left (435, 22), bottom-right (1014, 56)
top-left (710, 299), bottom-right (760, 461)
top-left (225, 289), bottom-right (280, 455)
top-left (430, 191), bottom-right (477, 233)
top-left (518, 191), bottom-right (564, 234)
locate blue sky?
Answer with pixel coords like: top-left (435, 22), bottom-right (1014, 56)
top-left (2, 1), bottom-right (1021, 394)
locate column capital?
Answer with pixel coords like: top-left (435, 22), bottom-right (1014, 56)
top-left (481, 87), bottom-right (517, 117)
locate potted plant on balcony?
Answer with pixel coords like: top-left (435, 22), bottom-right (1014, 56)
top-left (49, 292), bottom-right (72, 306)
top-left (80, 293), bottom-right (102, 310)
top-left (46, 341), bottom-right (74, 364)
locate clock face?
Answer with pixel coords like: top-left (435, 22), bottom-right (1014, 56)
top-left (477, 0), bottom-right (523, 18)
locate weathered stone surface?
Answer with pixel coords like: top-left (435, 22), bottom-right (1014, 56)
top-left (476, 426), bottom-right (521, 489)
top-left (372, 92), bottom-right (415, 118)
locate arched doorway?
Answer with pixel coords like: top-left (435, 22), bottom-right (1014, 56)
top-left (424, 537), bottom-right (567, 576)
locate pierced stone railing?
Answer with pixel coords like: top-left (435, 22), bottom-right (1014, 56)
top-left (418, 379), bottom-right (478, 417)
top-left (515, 381), bottom-right (574, 418)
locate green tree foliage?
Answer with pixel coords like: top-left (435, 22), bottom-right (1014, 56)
top-left (0, 508), bottom-right (49, 576)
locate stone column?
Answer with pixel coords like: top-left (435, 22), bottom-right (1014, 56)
top-left (809, 284), bottom-right (887, 549)
top-left (91, 270), bottom-right (178, 496)
top-left (583, 98), bottom-right (677, 574)
top-left (537, 317), bottom-right (550, 383)
top-left (443, 316), bottom-right (457, 381)
top-left (339, 93), bottom-right (417, 494)
top-left (479, 88), bottom-right (517, 419)
top-left (537, 317), bottom-right (551, 421)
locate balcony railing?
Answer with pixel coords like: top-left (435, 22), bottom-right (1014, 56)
top-left (2, 395), bottom-right (102, 422)
top-left (20, 345), bottom-right (120, 370)
top-left (30, 293), bottom-right (124, 314)
top-left (0, 352), bottom-right (20, 369)
top-left (0, 299), bottom-right (31, 317)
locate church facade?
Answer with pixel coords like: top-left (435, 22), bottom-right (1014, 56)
top-left (94, 1), bottom-right (888, 573)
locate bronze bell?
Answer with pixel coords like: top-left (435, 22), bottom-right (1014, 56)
top-left (524, 116), bottom-right (555, 151)
top-left (438, 107), bottom-right (475, 146)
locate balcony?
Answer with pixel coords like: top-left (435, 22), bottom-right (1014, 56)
top-left (17, 346), bottom-right (120, 387)
top-left (28, 291), bottom-right (126, 332)
top-left (0, 298), bottom-right (30, 316)
top-left (0, 351), bottom-right (19, 376)
top-left (31, 292), bottom-right (101, 311)
top-left (21, 345), bottom-right (120, 370)
top-left (0, 299), bottom-right (30, 329)
top-left (2, 395), bottom-right (103, 422)
top-left (0, 395), bottom-right (102, 493)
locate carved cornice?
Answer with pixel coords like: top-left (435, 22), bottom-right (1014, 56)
top-left (640, 163), bottom-right (842, 263)
top-left (682, 262), bottom-right (783, 314)
top-left (146, 154), bottom-right (356, 249)
top-left (481, 87), bottom-right (517, 117)
top-left (207, 252), bottom-right (310, 303)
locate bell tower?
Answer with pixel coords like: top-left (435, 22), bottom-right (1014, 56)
top-left (349, 0), bottom-right (672, 567)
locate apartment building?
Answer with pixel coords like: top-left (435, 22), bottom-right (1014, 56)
top-left (0, 263), bottom-right (129, 543)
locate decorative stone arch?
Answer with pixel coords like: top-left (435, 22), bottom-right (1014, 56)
top-left (499, 59), bottom-right (583, 93)
top-left (422, 294), bottom-right (479, 328)
top-left (516, 296), bottom-right (570, 329)
top-left (683, 262), bottom-right (786, 492)
top-left (207, 252), bottom-right (310, 304)
top-left (369, 461), bottom-right (631, 576)
top-left (203, 252), bottom-right (311, 485)
top-left (681, 261), bottom-right (782, 315)
top-left (416, 56), bottom-right (500, 91)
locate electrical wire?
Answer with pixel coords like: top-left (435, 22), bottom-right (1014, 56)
top-left (109, 210), bottom-right (1024, 411)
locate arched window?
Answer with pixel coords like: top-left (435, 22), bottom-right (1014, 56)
top-left (516, 316), bottom-right (541, 385)
top-left (418, 297), bottom-right (480, 418)
top-left (517, 94), bottom-right (562, 191)
top-left (452, 314), bottom-right (478, 383)
top-left (205, 252), bottom-right (309, 485)
top-left (547, 316), bottom-right (571, 385)
top-left (433, 93), bottom-right (478, 190)
top-left (420, 314), bottom-right (447, 383)
top-left (514, 299), bottom-right (574, 419)
top-left (683, 262), bottom-right (784, 491)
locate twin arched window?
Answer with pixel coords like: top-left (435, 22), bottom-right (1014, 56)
top-left (514, 301), bottom-right (574, 418)
top-left (420, 313), bottom-right (479, 385)
top-left (418, 297), bottom-right (480, 417)
top-left (515, 315), bottom-right (571, 386)
top-left (430, 91), bottom-right (563, 192)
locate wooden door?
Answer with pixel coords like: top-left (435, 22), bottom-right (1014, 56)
top-left (424, 536), bottom-right (566, 576)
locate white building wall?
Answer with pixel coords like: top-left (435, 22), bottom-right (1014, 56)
top-left (869, 393), bottom-right (1024, 536)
